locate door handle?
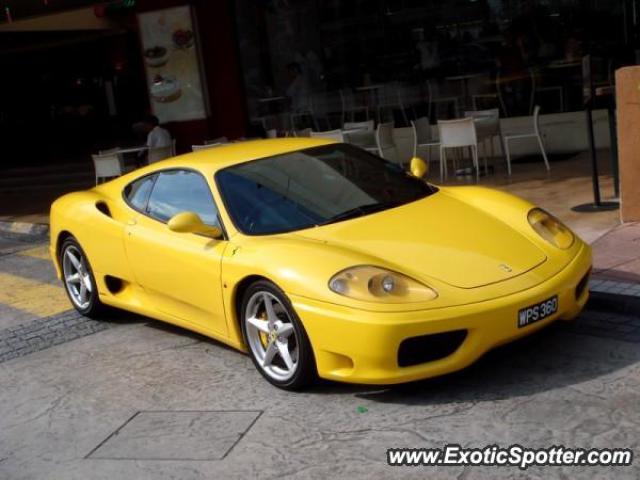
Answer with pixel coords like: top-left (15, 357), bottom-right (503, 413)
top-left (127, 219), bottom-right (137, 226)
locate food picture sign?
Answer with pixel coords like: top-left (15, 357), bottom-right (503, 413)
top-left (138, 6), bottom-right (206, 122)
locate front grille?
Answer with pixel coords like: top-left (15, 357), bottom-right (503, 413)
top-left (575, 268), bottom-right (591, 300)
top-left (397, 330), bottom-right (467, 368)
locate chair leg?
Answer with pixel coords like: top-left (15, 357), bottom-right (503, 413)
top-left (483, 141), bottom-right (488, 175)
top-left (401, 106), bottom-right (409, 127)
top-left (440, 146), bottom-right (445, 181)
top-left (472, 145), bottom-right (480, 181)
top-left (481, 140), bottom-right (488, 175)
top-left (505, 138), bottom-right (512, 175)
top-left (537, 134), bottom-right (551, 171)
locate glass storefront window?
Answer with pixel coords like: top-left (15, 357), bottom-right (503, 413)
top-left (234, 0), bottom-right (637, 132)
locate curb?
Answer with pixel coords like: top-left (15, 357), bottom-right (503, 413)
top-left (588, 278), bottom-right (640, 316)
top-left (0, 221), bottom-right (49, 240)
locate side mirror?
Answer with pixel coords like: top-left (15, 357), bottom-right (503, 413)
top-left (410, 156), bottom-right (428, 179)
top-left (168, 211), bottom-right (223, 239)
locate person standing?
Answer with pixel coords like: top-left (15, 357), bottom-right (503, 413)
top-left (146, 115), bottom-right (172, 148)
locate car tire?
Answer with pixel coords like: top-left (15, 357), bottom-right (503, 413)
top-left (240, 280), bottom-right (317, 390)
top-left (59, 237), bottom-right (106, 318)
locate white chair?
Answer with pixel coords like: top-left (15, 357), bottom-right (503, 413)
top-left (309, 91), bottom-right (333, 131)
top-left (99, 147), bottom-right (138, 173)
top-left (92, 153), bottom-right (124, 185)
top-left (343, 120), bottom-right (374, 131)
top-left (99, 147), bottom-right (122, 157)
top-left (344, 124), bottom-right (377, 153)
top-left (437, 117), bottom-right (479, 181)
top-left (148, 145), bottom-right (173, 163)
top-left (376, 82), bottom-right (409, 126)
top-left (292, 128), bottom-right (312, 137)
top-left (340, 88), bottom-right (369, 123)
top-left (310, 129), bottom-right (344, 142)
top-left (206, 136), bottom-right (228, 145)
top-left (410, 117), bottom-right (440, 169)
top-left (471, 93), bottom-right (502, 113)
top-left (464, 108), bottom-right (505, 174)
top-left (503, 105), bottom-right (550, 175)
top-left (531, 68), bottom-right (564, 114)
top-left (290, 94), bottom-right (320, 132)
top-left (375, 122), bottom-right (397, 161)
top-left (192, 143), bottom-right (222, 151)
top-left (425, 79), bottom-right (461, 120)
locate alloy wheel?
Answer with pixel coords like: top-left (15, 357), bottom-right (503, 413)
top-left (62, 245), bottom-right (94, 310)
top-left (244, 291), bottom-right (299, 382)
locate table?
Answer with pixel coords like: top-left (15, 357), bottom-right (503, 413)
top-left (115, 145), bottom-right (148, 155)
top-left (546, 60), bottom-right (582, 70)
top-left (445, 73), bottom-right (484, 110)
top-left (257, 96), bottom-right (287, 104)
top-left (111, 145), bottom-right (149, 169)
top-left (256, 96), bottom-right (288, 117)
top-left (355, 84), bottom-right (383, 92)
top-left (355, 84), bottom-right (384, 110)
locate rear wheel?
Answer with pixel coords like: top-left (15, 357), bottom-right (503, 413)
top-left (241, 280), bottom-right (316, 390)
top-left (60, 237), bottom-right (105, 318)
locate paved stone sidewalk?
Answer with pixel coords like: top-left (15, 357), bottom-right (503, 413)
top-left (592, 223), bottom-right (640, 284)
top-left (1, 230), bottom-right (639, 479)
top-left (0, 310), bottom-right (111, 363)
top-left (1, 314), bottom-right (639, 480)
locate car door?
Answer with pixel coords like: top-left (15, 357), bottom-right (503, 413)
top-left (124, 169), bottom-right (229, 337)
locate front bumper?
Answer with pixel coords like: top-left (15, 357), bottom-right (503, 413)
top-left (290, 244), bottom-right (592, 385)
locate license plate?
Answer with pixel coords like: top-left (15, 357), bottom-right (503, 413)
top-left (518, 295), bottom-right (558, 328)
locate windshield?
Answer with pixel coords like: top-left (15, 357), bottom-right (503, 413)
top-left (215, 144), bottom-right (435, 235)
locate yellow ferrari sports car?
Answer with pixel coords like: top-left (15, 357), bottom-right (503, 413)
top-left (50, 138), bottom-right (591, 389)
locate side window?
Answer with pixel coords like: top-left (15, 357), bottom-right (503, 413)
top-left (124, 175), bottom-right (156, 212)
top-left (146, 170), bottom-right (219, 226)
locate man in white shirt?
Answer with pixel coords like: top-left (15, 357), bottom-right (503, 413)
top-left (285, 62), bottom-right (311, 112)
top-left (146, 115), bottom-right (172, 148)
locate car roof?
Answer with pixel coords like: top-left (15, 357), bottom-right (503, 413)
top-left (155, 137), bottom-right (335, 171)
top-left (95, 137), bottom-right (337, 195)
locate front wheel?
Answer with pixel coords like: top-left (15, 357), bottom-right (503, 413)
top-left (60, 237), bottom-right (106, 318)
top-left (241, 280), bottom-right (317, 390)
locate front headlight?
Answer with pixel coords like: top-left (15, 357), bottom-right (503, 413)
top-left (528, 208), bottom-right (574, 249)
top-left (328, 265), bottom-right (438, 303)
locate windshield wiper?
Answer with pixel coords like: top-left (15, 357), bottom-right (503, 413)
top-left (316, 201), bottom-right (402, 226)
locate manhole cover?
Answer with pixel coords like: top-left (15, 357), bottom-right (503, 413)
top-left (87, 410), bottom-right (262, 461)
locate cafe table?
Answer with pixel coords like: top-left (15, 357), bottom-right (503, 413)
top-left (445, 72), bottom-right (484, 109)
top-left (355, 84), bottom-right (384, 109)
top-left (115, 145), bottom-right (149, 155)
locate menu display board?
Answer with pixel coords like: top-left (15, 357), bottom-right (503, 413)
top-left (138, 6), bottom-right (207, 122)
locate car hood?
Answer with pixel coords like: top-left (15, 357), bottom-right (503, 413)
top-left (294, 192), bottom-right (547, 288)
